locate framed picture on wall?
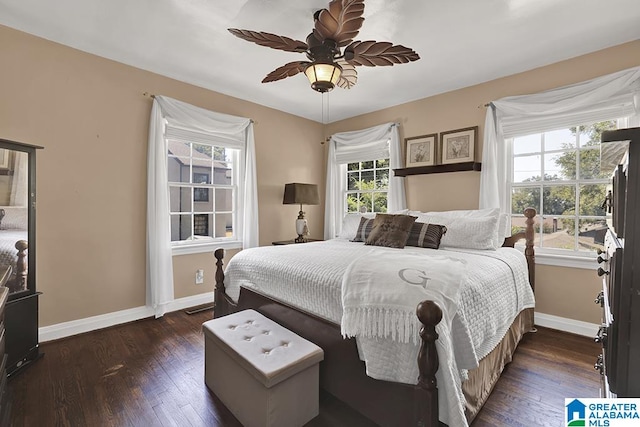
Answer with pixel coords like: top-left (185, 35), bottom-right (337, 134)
top-left (405, 134), bottom-right (437, 167)
top-left (439, 126), bottom-right (478, 165)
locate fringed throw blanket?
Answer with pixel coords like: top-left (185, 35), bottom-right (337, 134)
top-left (341, 252), bottom-right (466, 344)
top-left (341, 251), bottom-right (469, 427)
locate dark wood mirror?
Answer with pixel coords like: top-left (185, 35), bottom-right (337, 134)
top-left (0, 138), bottom-right (43, 376)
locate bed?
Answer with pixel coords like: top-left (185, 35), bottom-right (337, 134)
top-left (0, 206), bottom-right (29, 293)
top-left (212, 207), bottom-right (536, 427)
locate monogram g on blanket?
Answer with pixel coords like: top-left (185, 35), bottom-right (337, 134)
top-left (212, 208), bottom-right (537, 427)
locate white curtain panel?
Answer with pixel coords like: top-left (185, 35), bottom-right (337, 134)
top-left (324, 122), bottom-right (406, 239)
top-left (480, 66), bottom-right (640, 212)
top-left (147, 96), bottom-right (258, 318)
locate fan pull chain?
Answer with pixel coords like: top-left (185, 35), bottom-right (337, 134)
top-left (321, 92), bottom-right (330, 124)
top-left (326, 92), bottom-right (330, 124)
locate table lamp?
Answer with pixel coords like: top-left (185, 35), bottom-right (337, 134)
top-left (282, 183), bottom-right (320, 243)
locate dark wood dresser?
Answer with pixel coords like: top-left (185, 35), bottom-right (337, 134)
top-left (595, 127), bottom-right (640, 398)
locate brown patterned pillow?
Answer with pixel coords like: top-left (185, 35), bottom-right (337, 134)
top-left (405, 222), bottom-right (447, 249)
top-left (365, 214), bottom-right (417, 249)
top-left (351, 216), bottom-right (375, 242)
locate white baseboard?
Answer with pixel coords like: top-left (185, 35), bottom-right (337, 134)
top-left (534, 311), bottom-right (599, 338)
top-left (40, 300), bottom-right (597, 343)
top-left (39, 293), bottom-right (214, 343)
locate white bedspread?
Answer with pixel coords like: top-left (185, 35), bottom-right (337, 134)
top-left (224, 239), bottom-right (535, 426)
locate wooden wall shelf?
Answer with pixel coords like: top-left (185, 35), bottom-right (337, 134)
top-left (393, 162), bottom-right (481, 177)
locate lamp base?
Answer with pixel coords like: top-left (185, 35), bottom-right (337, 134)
top-left (295, 216), bottom-right (309, 243)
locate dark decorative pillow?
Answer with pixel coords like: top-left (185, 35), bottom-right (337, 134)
top-left (405, 222), bottom-right (448, 249)
top-left (365, 214), bottom-right (417, 249)
top-left (351, 216), bottom-right (376, 242)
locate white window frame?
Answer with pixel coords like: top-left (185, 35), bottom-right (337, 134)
top-left (343, 158), bottom-right (390, 214)
top-left (167, 134), bottom-right (245, 255)
top-left (507, 118), bottom-right (630, 269)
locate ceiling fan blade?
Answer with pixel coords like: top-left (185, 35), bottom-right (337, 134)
top-left (344, 41), bottom-right (420, 67)
top-left (336, 60), bottom-right (357, 89)
top-left (228, 29), bottom-right (308, 53)
top-left (313, 0), bottom-right (365, 47)
top-left (262, 61), bottom-right (311, 83)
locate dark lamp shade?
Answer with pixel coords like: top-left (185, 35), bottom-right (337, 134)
top-left (283, 183), bottom-right (320, 206)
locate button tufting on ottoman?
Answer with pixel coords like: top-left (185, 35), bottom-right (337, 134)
top-left (203, 309), bottom-right (324, 427)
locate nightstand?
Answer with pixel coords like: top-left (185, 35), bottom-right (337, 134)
top-left (272, 238), bottom-right (323, 246)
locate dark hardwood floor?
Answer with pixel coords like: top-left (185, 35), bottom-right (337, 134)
top-left (9, 309), bottom-right (600, 426)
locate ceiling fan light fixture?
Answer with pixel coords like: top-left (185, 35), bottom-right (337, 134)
top-left (229, 0), bottom-right (420, 91)
top-left (304, 62), bottom-right (342, 93)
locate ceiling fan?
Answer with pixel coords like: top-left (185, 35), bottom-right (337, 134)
top-left (228, 0), bottom-right (420, 93)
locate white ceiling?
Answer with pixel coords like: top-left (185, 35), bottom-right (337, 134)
top-left (1, 0), bottom-right (639, 123)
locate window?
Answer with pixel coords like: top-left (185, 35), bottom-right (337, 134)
top-left (345, 159), bottom-right (389, 213)
top-left (193, 172), bottom-right (210, 201)
top-left (325, 123), bottom-right (403, 240)
top-left (167, 140), bottom-right (239, 249)
top-left (509, 120), bottom-right (619, 254)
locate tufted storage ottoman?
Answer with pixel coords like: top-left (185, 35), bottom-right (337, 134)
top-left (203, 309), bottom-right (324, 427)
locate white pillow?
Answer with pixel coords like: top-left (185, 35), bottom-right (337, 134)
top-left (409, 207), bottom-right (499, 218)
top-left (337, 213), bottom-right (375, 240)
top-left (432, 207), bottom-right (498, 218)
top-left (390, 208), bottom-right (410, 215)
top-left (416, 213), bottom-right (501, 250)
top-left (411, 208), bottom-right (503, 248)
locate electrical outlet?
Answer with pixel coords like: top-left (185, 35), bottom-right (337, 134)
top-left (195, 269), bottom-right (204, 285)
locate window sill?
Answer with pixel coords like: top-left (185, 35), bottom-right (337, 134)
top-left (172, 240), bottom-right (242, 256)
top-left (532, 251), bottom-right (598, 270)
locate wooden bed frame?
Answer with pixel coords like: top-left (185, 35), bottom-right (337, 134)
top-left (212, 208), bottom-right (536, 427)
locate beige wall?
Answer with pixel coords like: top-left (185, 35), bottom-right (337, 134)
top-left (0, 25), bottom-right (324, 326)
top-left (326, 39), bottom-right (640, 324)
top-left (1, 23), bottom-right (637, 328)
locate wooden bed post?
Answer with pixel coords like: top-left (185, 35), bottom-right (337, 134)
top-left (15, 239), bottom-right (28, 291)
top-left (214, 248), bottom-right (229, 318)
top-left (502, 207), bottom-right (536, 292)
top-left (415, 300), bottom-right (442, 427)
top-left (214, 248), bottom-right (239, 318)
top-left (523, 207), bottom-right (536, 292)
